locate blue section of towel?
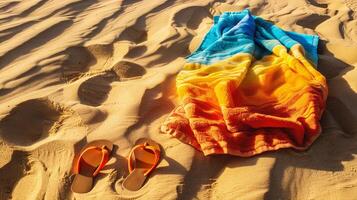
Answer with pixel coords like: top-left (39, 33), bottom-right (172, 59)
top-left (186, 9), bottom-right (319, 66)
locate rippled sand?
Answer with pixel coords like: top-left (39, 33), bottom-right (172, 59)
top-left (0, 0), bottom-right (357, 199)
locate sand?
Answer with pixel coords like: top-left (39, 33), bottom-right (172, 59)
top-left (0, 0), bottom-right (357, 199)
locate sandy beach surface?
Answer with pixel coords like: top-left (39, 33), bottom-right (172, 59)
top-left (1, 0), bottom-right (357, 199)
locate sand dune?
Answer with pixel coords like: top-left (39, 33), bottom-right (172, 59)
top-left (1, 0), bottom-right (357, 199)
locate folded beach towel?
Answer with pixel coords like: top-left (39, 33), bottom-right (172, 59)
top-left (161, 10), bottom-right (328, 156)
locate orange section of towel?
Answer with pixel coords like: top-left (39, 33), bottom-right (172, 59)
top-left (161, 45), bottom-right (328, 156)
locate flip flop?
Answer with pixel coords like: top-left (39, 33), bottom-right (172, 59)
top-left (71, 140), bottom-right (114, 193)
top-left (122, 138), bottom-right (161, 191)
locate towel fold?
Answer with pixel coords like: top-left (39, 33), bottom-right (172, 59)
top-left (161, 10), bottom-right (328, 156)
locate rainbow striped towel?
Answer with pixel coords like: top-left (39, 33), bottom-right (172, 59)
top-left (161, 10), bottom-right (327, 156)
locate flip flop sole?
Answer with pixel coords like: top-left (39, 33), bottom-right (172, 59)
top-left (71, 140), bottom-right (114, 193)
top-left (123, 138), bottom-right (161, 191)
top-left (71, 174), bottom-right (94, 193)
top-left (122, 168), bottom-right (147, 191)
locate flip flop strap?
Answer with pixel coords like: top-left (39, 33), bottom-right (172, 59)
top-left (128, 144), bottom-right (160, 176)
top-left (143, 145), bottom-right (160, 176)
top-left (76, 145), bottom-right (109, 176)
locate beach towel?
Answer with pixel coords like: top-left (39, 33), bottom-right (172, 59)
top-left (161, 9), bottom-right (328, 156)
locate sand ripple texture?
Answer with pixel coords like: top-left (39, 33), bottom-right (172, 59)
top-left (0, 0), bottom-right (357, 199)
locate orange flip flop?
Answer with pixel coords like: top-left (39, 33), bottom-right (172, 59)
top-left (71, 140), bottom-right (114, 193)
top-left (122, 138), bottom-right (161, 191)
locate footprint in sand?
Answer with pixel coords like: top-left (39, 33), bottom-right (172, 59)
top-left (61, 44), bottom-right (114, 82)
top-left (77, 72), bottom-right (117, 106)
top-left (0, 98), bottom-right (66, 146)
top-left (61, 46), bottom-right (94, 81)
top-left (0, 151), bottom-right (47, 200)
top-left (112, 60), bottom-right (146, 80)
top-left (78, 60), bottom-right (146, 106)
